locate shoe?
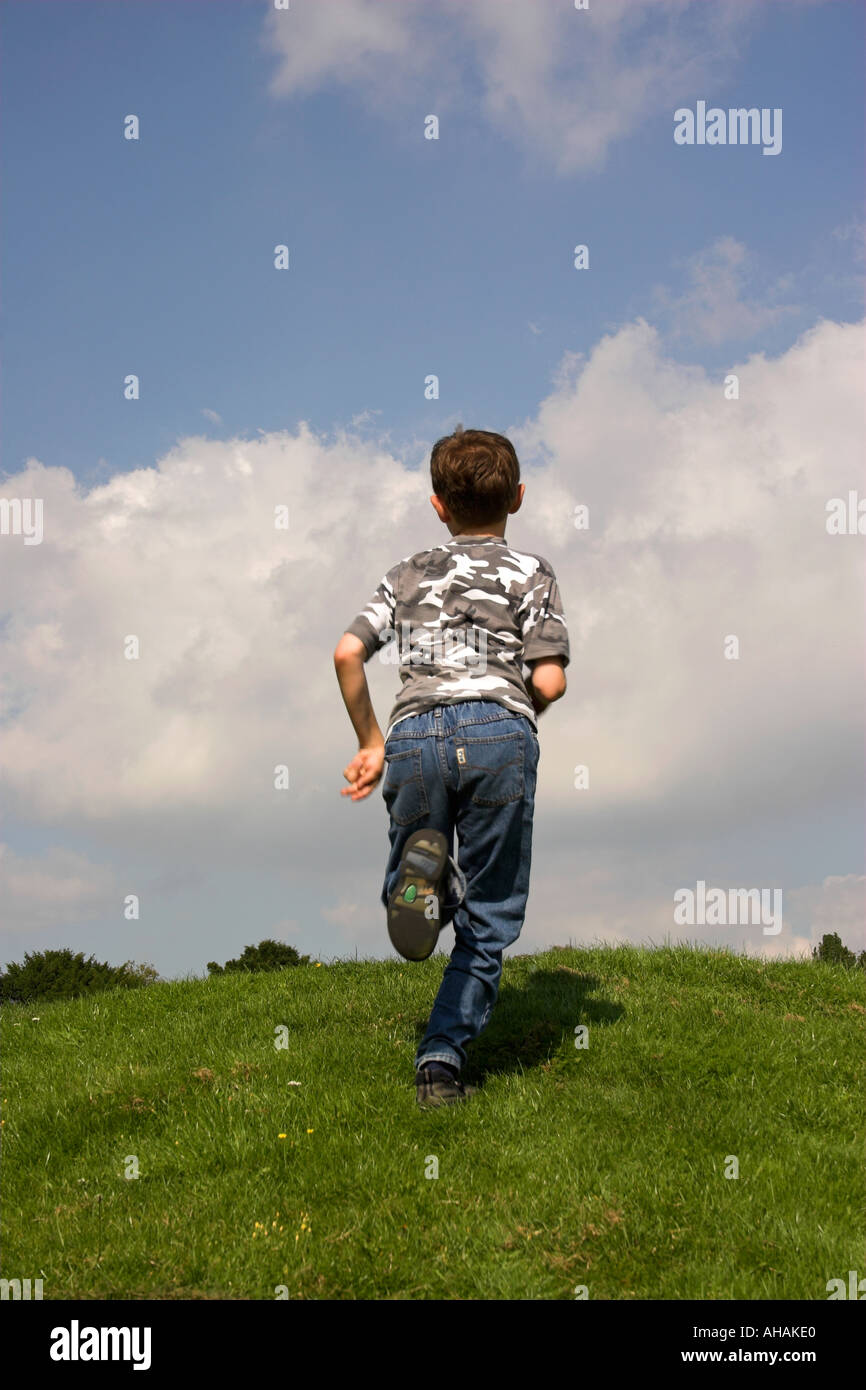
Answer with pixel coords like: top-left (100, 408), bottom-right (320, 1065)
top-left (387, 830), bottom-right (449, 961)
top-left (415, 1062), bottom-right (478, 1108)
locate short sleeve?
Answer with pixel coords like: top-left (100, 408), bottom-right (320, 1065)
top-left (344, 565), bottom-right (399, 659)
top-left (520, 565), bottom-right (570, 666)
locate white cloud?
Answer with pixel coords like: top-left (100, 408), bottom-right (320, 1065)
top-left (0, 424), bottom-right (423, 822)
top-left (350, 408), bottom-right (383, 429)
top-left (786, 875), bottom-right (866, 951)
top-left (512, 315), bottom-right (865, 818)
top-left (651, 236), bottom-right (800, 344)
top-left (201, 408), bottom-right (223, 426)
top-left (261, 0), bottom-right (827, 174)
top-left (262, 0), bottom-right (426, 102)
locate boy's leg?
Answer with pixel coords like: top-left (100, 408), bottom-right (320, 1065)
top-left (413, 704), bottom-right (540, 1075)
top-left (379, 712), bottom-right (462, 951)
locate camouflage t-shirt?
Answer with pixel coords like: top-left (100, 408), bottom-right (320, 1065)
top-left (345, 534), bottom-right (570, 736)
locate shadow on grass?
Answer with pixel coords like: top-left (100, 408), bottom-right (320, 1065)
top-left (412, 968), bottom-right (625, 1086)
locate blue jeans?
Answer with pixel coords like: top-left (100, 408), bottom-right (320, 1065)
top-left (380, 700), bottom-right (540, 1073)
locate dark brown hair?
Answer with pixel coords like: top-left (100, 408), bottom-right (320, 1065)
top-left (429, 425), bottom-right (520, 527)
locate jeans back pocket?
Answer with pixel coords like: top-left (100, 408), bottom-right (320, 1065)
top-left (382, 747), bottom-right (429, 825)
top-left (455, 732), bottom-right (525, 807)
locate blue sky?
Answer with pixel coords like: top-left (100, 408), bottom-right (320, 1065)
top-left (1, 0), bottom-right (864, 978)
top-left (2, 0), bottom-right (862, 484)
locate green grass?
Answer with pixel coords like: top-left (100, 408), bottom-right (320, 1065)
top-left (2, 944), bottom-right (864, 1300)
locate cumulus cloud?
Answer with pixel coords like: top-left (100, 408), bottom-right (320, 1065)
top-left (261, 0), bottom-right (826, 174)
top-left (1, 315), bottom-right (862, 958)
top-left (513, 315), bottom-right (865, 821)
top-left (1, 425), bottom-right (425, 824)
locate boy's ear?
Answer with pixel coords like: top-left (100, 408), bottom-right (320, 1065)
top-left (430, 494), bottom-right (450, 524)
top-left (508, 483), bottom-right (525, 515)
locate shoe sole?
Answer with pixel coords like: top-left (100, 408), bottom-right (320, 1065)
top-left (387, 829), bottom-right (449, 961)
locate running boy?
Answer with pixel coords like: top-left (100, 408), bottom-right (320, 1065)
top-left (334, 426), bottom-right (569, 1107)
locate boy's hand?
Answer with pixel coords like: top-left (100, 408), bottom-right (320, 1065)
top-left (341, 744), bottom-right (385, 800)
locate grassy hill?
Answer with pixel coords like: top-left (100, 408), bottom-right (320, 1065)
top-left (2, 943), bottom-right (863, 1300)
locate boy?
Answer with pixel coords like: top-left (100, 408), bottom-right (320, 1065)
top-left (333, 426), bottom-right (569, 1107)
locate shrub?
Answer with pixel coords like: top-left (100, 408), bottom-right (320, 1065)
top-left (811, 932), bottom-right (865, 970)
top-left (207, 939), bottom-right (311, 976)
top-left (0, 948), bottom-right (160, 1004)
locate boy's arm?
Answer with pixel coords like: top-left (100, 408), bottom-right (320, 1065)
top-left (527, 656), bottom-right (567, 716)
top-left (334, 562), bottom-right (400, 800)
top-left (334, 632), bottom-right (385, 800)
top-left (521, 563), bottom-right (570, 717)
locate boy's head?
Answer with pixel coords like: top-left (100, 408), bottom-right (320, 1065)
top-left (430, 425), bottom-right (524, 534)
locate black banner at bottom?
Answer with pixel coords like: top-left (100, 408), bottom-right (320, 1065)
top-left (7, 1296), bottom-right (861, 1375)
